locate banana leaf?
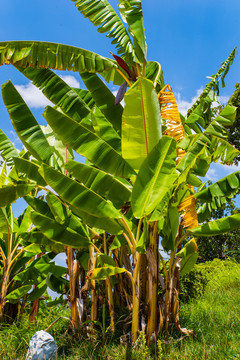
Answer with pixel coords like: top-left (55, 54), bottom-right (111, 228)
top-left (39, 164), bottom-right (121, 219)
top-left (190, 213), bottom-right (240, 237)
top-left (66, 160), bottom-right (131, 202)
top-left (0, 129), bottom-right (19, 163)
top-left (87, 266), bottom-right (126, 281)
top-left (186, 47), bottom-right (236, 122)
top-left (31, 211), bottom-right (91, 248)
top-left (72, 0), bottom-right (135, 62)
top-left (0, 41), bottom-right (123, 84)
top-left (43, 106), bottom-right (135, 178)
top-left (15, 66), bottom-right (90, 122)
top-left (132, 136), bottom-right (177, 218)
top-left (145, 61), bottom-right (164, 91)
top-left (122, 77), bottom-right (162, 171)
top-left (195, 171), bottom-right (240, 222)
top-left (80, 72), bottom-right (123, 134)
top-left (0, 184), bottom-right (35, 208)
top-left (1, 81), bottom-right (53, 163)
top-left (176, 238), bottom-right (198, 277)
top-left (118, 0), bottom-right (147, 63)
top-left (13, 157), bottom-right (47, 186)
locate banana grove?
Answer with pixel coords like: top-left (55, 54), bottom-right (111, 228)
top-left (0, 0), bottom-right (239, 344)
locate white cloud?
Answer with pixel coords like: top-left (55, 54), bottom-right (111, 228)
top-left (175, 88), bottom-right (229, 116)
top-left (61, 75), bottom-right (80, 88)
top-left (205, 168), bottom-right (218, 182)
top-left (15, 75), bottom-right (80, 109)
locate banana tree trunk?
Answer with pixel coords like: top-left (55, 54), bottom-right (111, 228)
top-left (146, 222), bottom-right (159, 342)
top-left (66, 247), bottom-right (80, 328)
top-left (0, 261), bottom-right (10, 321)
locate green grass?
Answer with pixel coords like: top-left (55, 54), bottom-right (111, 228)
top-left (1, 259), bottom-right (240, 359)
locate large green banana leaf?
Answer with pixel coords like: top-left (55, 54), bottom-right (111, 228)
top-left (118, 0), bottom-right (147, 63)
top-left (0, 129), bottom-right (19, 163)
top-left (39, 164), bottom-right (120, 219)
top-left (195, 171), bottom-right (240, 222)
top-left (69, 205), bottom-right (124, 235)
top-left (1, 81), bottom-right (53, 163)
top-left (89, 107), bottom-right (121, 153)
top-left (132, 136), bottom-right (177, 218)
top-left (13, 157), bottom-right (47, 186)
top-left (0, 184), bottom-right (35, 208)
top-left (41, 124), bottom-right (74, 169)
top-left (15, 66), bottom-right (90, 122)
top-left (24, 195), bottom-right (54, 219)
top-left (80, 72), bottom-right (123, 135)
top-left (43, 106), bottom-right (135, 178)
top-left (190, 213), bottom-right (240, 237)
top-left (66, 160), bottom-right (131, 202)
top-left (31, 211), bottom-right (91, 248)
top-left (72, 0), bottom-right (135, 62)
top-left (0, 41), bottom-right (123, 84)
top-left (73, 88), bottom-right (95, 109)
top-left (45, 192), bottom-right (90, 238)
top-left (122, 77), bottom-right (162, 171)
top-left (21, 230), bottom-right (64, 254)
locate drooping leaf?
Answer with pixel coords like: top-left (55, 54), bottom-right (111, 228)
top-left (15, 66), bottom-right (91, 122)
top-left (28, 281), bottom-right (48, 302)
top-left (66, 160), bottom-right (131, 202)
top-left (69, 206), bottom-right (124, 235)
top-left (132, 136), bottom-right (177, 218)
top-left (87, 266), bottom-right (126, 281)
top-left (31, 211), bottom-right (91, 249)
top-left (0, 128), bottom-right (19, 163)
top-left (43, 106), bottom-right (135, 178)
top-left (0, 184), bottom-right (35, 207)
top-left (190, 213), bottom-right (240, 237)
top-left (161, 206), bottom-right (180, 251)
top-left (0, 41), bottom-right (123, 84)
top-left (13, 157), bottom-right (47, 186)
top-left (96, 254), bottom-right (116, 268)
top-left (80, 72), bottom-right (123, 134)
top-left (1, 81), bottom-right (52, 163)
top-left (39, 164), bottom-right (121, 219)
top-left (195, 171), bottom-right (240, 222)
top-left (176, 238), bottom-right (198, 277)
top-left (122, 77), bottom-right (162, 171)
top-left (89, 106), bottom-right (121, 153)
top-left (6, 285), bottom-right (32, 300)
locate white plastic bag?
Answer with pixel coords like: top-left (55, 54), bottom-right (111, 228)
top-left (26, 330), bottom-right (57, 360)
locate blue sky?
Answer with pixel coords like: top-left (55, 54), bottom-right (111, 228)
top-left (0, 0), bottom-right (240, 205)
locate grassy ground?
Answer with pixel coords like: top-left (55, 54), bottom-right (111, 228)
top-left (1, 259), bottom-right (240, 359)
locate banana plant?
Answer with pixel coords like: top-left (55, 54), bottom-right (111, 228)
top-left (0, 0), bottom-right (239, 344)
